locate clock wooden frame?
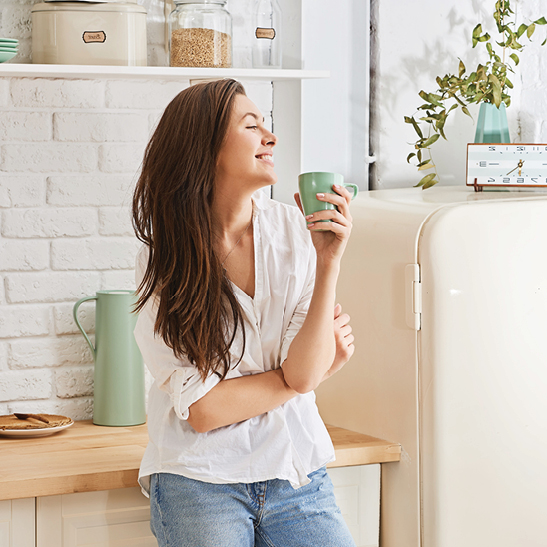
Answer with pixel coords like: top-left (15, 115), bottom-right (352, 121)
top-left (466, 143), bottom-right (547, 192)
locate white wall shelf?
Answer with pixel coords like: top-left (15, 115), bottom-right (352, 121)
top-left (0, 63), bottom-right (329, 82)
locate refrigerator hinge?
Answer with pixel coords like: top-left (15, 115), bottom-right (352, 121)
top-left (405, 264), bottom-right (422, 330)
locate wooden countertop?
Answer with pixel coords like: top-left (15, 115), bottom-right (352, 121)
top-left (0, 421), bottom-right (400, 501)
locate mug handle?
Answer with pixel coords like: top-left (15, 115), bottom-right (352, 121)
top-left (73, 296), bottom-right (97, 358)
top-left (343, 183), bottom-right (359, 200)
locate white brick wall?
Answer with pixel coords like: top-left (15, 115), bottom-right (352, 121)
top-left (0, 27), bottom-right (273, 418)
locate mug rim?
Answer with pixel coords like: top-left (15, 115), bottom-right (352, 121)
top-left (96, 290), bottom-right (135, 295)
top-left (298, 171), bottom-right (344, 179)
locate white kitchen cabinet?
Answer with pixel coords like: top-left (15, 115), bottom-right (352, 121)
top-left (31, 466), bottom-right (378, 547)
top-left (36, 488), bottom-right (155, 547)
top-left (0, 498), bottom-right (35, 547)
top-left (329, 465), bottom-right (381, 547)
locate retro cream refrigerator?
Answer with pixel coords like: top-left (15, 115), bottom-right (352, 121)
top-left (316, 185), bottom-right (547, 547)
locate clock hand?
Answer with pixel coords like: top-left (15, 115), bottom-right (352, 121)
top-left (506, 159), bottom-right (525, 176)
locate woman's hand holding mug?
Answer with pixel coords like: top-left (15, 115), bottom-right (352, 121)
top-left (295, 172), bottom-right (357, 266)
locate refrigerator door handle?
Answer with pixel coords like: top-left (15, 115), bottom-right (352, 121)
top-left (405, 264), bottom-right (422, 330)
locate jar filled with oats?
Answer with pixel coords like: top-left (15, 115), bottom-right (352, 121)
top-left (169, 0), bottom-right (232, 68)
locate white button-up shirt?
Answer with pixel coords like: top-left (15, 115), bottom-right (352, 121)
top-left (135, 191), bottom-right (335, 495)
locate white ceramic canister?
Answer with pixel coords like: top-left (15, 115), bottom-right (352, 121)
top-left (31, 1), bottom-right (147, 66)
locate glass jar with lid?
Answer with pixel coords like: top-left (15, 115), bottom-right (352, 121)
top-left (169, 0), bottom-right (232, 68)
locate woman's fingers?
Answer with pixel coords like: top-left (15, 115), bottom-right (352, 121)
top-left (316, 186), bottom-right (353, 221)
top-left (307, 218), bottom-right (351, 237)
top-left (334, 312), bottom-right (350, 329)
top-left (336, 324), bottom-right (353, 339)
top-left (306, 208), bottom-right (350, 227)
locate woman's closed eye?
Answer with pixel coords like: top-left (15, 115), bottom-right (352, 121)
top-left (247, 125), bottom-right (258, 130)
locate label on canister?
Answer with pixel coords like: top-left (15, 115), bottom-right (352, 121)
top-left (82, 31), bottom-right (107, 43)
top-left (255, 27), bottom-right (276, 40)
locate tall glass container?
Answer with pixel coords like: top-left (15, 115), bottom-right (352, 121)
top-left (169, 0), bottom-right (232, 67)
top-left (252, 0), bottom-right (282, 68)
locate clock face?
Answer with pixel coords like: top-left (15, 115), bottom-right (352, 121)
top-left (466, 143), bottom-right (547, 189)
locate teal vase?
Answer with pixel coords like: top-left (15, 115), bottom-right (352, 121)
top-left (474, 102), bottom-right (510, 143)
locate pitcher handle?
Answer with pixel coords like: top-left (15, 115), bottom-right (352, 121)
top-left (73, 296), bottom-right (97, 358)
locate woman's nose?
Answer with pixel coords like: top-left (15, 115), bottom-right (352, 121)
top-left (263, 130), bottom-right (277, 147)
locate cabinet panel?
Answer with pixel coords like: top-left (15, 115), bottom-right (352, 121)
top-left (33, 467), bottom-right (379, 547)
top-left (0, 498), bottom-right (36, 547)
top-left (37, 488), bottom-right (155, 547)
top-left (329, 464), bottom-right (381, 547)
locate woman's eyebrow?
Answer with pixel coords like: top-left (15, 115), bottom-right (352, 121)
top-left (241, 112), bottom-right (265, 123)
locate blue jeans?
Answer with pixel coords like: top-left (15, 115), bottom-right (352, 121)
top-left (149, 467), bottom-right (356, 547)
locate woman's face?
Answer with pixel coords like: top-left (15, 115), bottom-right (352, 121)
top-left (215, 94), bottom-right (278, 193)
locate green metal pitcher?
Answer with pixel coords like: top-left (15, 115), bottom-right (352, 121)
top-left (73, 290), bottom-right (146, 427)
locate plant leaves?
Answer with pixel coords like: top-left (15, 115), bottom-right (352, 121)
top-left (459, 60), bottom-right (466, 77)
top-left (509, 52), bottom-right (520, 65)
top-left (472, 23), bottom-right (483, 38)
top-left (407, 153), bottom-right (416, 164)
top-left (416, 173), bottom-right (437, 188)
top-left (462, 106), bottom-right (472, 118)
top-left (404, 116), bottom-right (424, 139)
top-left (424, 93), bottom-right (444, 108)
top-left (535, 17), bottom-right (547, 25)
top-left (418, 163), bottom-right (435, 171)
top-left (422, 176), bottom-right (439, 189)
top-left (527, 23), bottom-right (536, 39)
top-left (489, 74), bottom-right (502, 107)
top-left (517, 23), bottom-right (528, 38)
top-left (422, 133), bottom-right (440, 148)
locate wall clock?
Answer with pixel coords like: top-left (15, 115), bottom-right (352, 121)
top-left (466, 143), bottom-right (547, 192)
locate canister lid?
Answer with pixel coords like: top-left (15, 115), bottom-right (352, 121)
top-left (31, 1), bottom-right (147, 13)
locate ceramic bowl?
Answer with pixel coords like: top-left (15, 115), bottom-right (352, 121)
top-left (0, 50), bottom-right (17, 63)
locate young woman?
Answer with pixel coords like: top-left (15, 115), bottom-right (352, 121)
top-left (132, 78), bottom-right (356, 547)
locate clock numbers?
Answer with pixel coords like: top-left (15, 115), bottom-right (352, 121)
top-left (467, 143), bottom-right (547, 190)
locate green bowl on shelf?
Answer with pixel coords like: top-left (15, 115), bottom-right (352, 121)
top-left (0, 50), bottom-right (17, 63)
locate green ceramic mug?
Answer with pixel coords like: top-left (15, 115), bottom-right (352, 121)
top-left (298, 172), bottom-right (359, 219)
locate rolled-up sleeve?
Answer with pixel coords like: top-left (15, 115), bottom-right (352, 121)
top-left (279, 245), bottom-right (316, 365)
top-left (134, 246), bottom-right (220, 421)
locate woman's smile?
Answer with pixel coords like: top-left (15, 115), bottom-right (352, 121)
top-left (256, 152), bottom-right (274, 167)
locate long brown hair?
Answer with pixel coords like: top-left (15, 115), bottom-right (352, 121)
top-left (132, 79), bottom-right (247, 381)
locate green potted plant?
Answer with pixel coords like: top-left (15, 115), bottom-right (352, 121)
top-left (405, 0), bottom-right (547, 189)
